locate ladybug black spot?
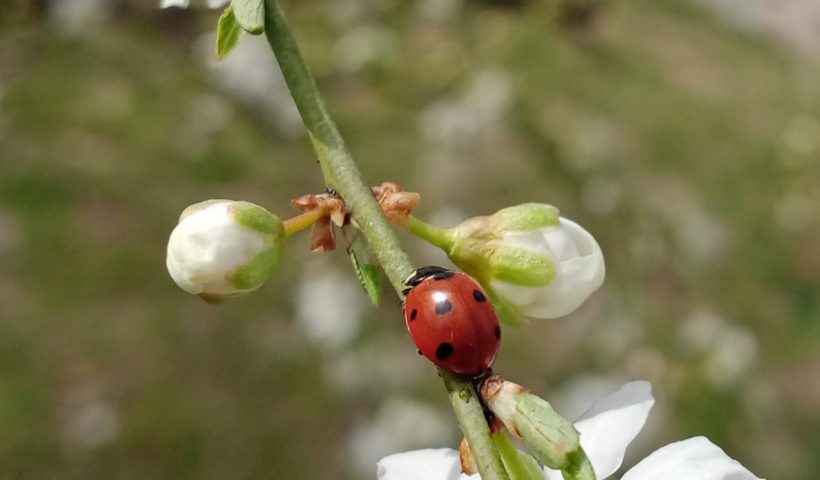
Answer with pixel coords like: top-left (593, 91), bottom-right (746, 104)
top-left (494, 325), bottom-right (501, 340)
top-left (435, 299), bottom-right (453, 315)
top-left (435, 342), bottom-right (454, 360)
top-left (473, 290), bottom-right (487, 302)
top-left (410, 309), bottom-right (418, 320)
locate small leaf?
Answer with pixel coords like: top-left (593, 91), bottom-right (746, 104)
top-left (231, 0), bottom-right (265, 35)
top-left (344, 225), bottom-right (382, 306)
top-left (216, 7), bottom-right (243, 60)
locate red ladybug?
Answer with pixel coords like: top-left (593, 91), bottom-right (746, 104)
top-left (402, 266), bottom-right (501, 376)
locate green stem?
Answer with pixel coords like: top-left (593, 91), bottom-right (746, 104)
top-left (407, 215), bottom-right (454, 251)
top-left (441, 371), bottom-right (511, 480)
top-left (263, 0), bottom-right (408, 293)
top-left (262, 2), bottom-right (509, 479)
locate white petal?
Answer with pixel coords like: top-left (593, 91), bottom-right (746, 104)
top-left (556, 217), bottom-right (599, 258)
top-left (545, 381), bottom-right (654, 480)
top-left (520, 222), bottom-right (604, 318)
top-left (206, 0), bottom-right (230, 8)
top-left (501, 230), bottom-right (554, 256)
top-left (159, 0), bottom-right (190, 8)
top-left (621, 437), bottom-right (763, 480)
top-left (489, 279), bottom-right (541, 307)
top-left (377, 449), bottom-right (464, 480)
top-left (540, 223), bottom-right (580, 262)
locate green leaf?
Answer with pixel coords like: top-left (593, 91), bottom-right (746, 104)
top-left (216, 7), bottom-right (243, 60)
top-left (344, 225), bottom-right (382, 306)
top-left (231, 0), bottom-right (265, 35)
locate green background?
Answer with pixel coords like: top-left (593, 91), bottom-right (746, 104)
top-left (0, 0), bottom-right (818, 478)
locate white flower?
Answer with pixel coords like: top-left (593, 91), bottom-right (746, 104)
top-left (489, 216), bottom-right (605, 319)
top-left (166, 199), bottom-right (284, 301)
top-left (442, 203), bottom-right (605, 321)
top-left (377, 381), bottom-right (763, 480)
top-left (159, 0), bottom-right (229, 9)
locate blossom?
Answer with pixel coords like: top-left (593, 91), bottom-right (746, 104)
top-left (432, 203), bottom-right (605, 321)
top-left (488, 215), bottom-right (604, 319)
top-left (377, 381), bottom-right (763, 480)
top-left (166, 199), bottom-right (284, 302)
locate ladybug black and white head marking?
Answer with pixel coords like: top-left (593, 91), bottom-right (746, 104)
top-left (402, 266), bottom-right (456, 295)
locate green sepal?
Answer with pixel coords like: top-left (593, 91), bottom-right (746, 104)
top-left (231, 243), bottom-right (283, 290)
top-left (488, 244), bottom-right (556, 286)
top-left (231, 0), bottom-right (265, 34)
top-left (513, 392), bottom-right (580, 470)
top-left (216, 7), bottom-right (243, 60)
top-left (486, 288), bottom-right (525, 326)
top-left (493, 431), bottom-right (546, 480)
top-left (494, 203), bottom-right (560, 231)
top-left (344, 224), bottom-right (382, 306)
top-left (230, 201), bottom-right (284, 237)
top-left (561, 448), bottom-right (595, 480)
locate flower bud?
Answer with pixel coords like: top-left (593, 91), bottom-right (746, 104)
top-left (166, 199), bottom-right (284, 302)
top-left (447, 203), bottom-right (605, 320)
top-left (481, 375), bottom-right (590, 476)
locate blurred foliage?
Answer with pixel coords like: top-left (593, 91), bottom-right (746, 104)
top-left (0, 0), bottom-right (819, 479)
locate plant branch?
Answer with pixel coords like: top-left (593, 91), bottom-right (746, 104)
top-left (262, 2), bottom-right (509, 479)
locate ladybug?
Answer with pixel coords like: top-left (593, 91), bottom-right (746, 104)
top-left (402, 266), bottom-right (501, 376)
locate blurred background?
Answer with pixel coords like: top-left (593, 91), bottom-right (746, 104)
top-left (1, 0), bottom-right (819, 478)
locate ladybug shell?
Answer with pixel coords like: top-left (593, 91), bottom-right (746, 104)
top-left (404, 273), bottom-right (501, 376)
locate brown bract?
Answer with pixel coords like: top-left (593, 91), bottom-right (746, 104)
top-left (291, 192), bottom-right (347, 252)
top-left (291, 192), bottom-right (347, 226)
top-left (290, 183), bottom-right (419, 252)
top-left (459, 437), bottom-right (478, 475)
top-left (371, 181), bottom-right (420, 227)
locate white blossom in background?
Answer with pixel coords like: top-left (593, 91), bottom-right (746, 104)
top-left (333, 25), bottom-right (395, 73)
top-left (417, 0), bottom-right (460, 22)
top-left (350, 397), bottom-right (453, 478)
top-left (198, 33), bottom-right (303, 136)
top-left (48, 0), bottom-right (110, 32)
top-left (159, 0), bottom-right (228, 8)
top-left (166, 199), bottom-right (284, 301)
top-left (678, 310), bottom-right (758, 388)
top-left (377, 381), bottom-right (763, 480)
top-left (295, 260), bottom-right (366, 350)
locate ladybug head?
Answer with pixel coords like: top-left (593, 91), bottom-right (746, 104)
top-left (402, 266), bottom-right (456, 294)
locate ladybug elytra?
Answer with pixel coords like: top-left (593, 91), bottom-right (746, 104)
top-left (402, 266), bottom-right (501, 376)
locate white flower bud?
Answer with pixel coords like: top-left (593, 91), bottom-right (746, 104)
top-left (489, 215), bottom-right (605, 319)
top-left (166, 199), bottom-right (284, 302)
top-left (480, 375), bottom-right (593, 478)
top-left (445, 203), bottom-right (605, 321)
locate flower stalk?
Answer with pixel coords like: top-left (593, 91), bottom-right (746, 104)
top-left (282, 208), bottom-right (327, 236)
top-left (407, 215), bottom-right (454, 251)
top-left (261, 1), bottom-right (509, 478)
